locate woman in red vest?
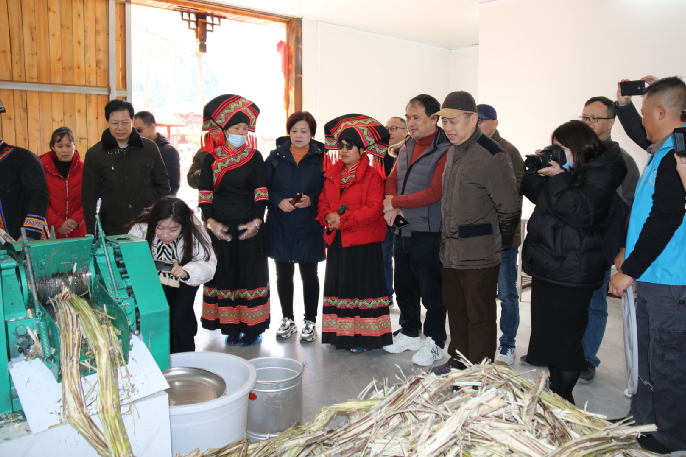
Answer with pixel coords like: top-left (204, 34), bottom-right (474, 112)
top-left (41, 127), bottom-right (86, 238)
top-left (317, 114), bottom-right (392, 353)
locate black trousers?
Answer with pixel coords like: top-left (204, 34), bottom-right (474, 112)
top-left (274, 260), bottom-right (320, 322)
top-left (163, 282), bottom-right (200, 354)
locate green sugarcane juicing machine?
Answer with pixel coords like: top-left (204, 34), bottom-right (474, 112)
top-left (0, 222), bottom-right (170, 415)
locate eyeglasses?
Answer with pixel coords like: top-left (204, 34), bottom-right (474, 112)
top-left (337, 141), bottom-right (355, 151)
top-left (579, 115), bottom-right (613, 123)
top-left (386, 126), bottom-right (406, 132)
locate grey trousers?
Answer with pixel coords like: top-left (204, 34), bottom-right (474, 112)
top-left (629, 281), bottom-right (686, 451)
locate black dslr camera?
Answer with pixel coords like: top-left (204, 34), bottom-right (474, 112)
top-left (674, 127), bottom-right (686, 157)
top-left (524, 144), bottom-right (568, 174)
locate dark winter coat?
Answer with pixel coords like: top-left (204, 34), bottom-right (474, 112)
top-left (82, 128), bottom-right (170, 236)
top-left (265, 138), bottom-right (326, 263)
top-left (155, 134), bottom-right (180, 196)
top-left (187, 149), bottom-right (206, 189)
top-left (521, 143), bottom-right (628, 288)
top-left (0, 142), bottom-right (49, 240)
top-left (317, 156), bottom-right (386, 248)
top-left (40, 150), bottom-right (86, 238)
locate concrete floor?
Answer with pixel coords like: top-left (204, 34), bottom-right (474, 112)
top-left (195, 260), bottom-right (638, 423)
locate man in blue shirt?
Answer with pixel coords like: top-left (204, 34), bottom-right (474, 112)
top-left (610, 76), bottom-right (686, 454)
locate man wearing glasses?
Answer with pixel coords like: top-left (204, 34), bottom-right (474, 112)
top-left (134, 111), bottom-right (181, 196)
top-left (82, 100), bottom-right (170, 235)
top-left (381, 116), bottom-right (408, 311)
top-left (382, 94), bottom-right (451, 366)
top-left (476, 104), bottom-right (524, 367)
top-left (576, 96), bottom-right (639, 384)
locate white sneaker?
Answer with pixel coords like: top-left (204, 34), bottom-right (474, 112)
top-left (494, 345), bottom-right (515, 366)
top-left (383, 332), bottom-right (422, 354)
top-left (300, 319), bottom-right (316, 343)
top-left (411, 337), bottom-right (444, 366)
top-left (276, 318), bottom-right (297, 339)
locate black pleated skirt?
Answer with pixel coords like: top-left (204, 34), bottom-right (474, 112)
top-left (201, 218), bottom-right (270, 337)
top-left (321, 232), bottom-right (392, 350)
top-left (527, 277), bottom-right (594, 371)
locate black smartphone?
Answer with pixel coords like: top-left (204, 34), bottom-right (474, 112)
top-left (620, 80), bottom-right (646, 97)
top-left (292, 193), bottom-right (303, 205)
top-left (154, 259), bottom-right (174, 271)
top-left (393, 214), bottom-right (410, 229)
top-left (674, 127), bottom-right (686, 157)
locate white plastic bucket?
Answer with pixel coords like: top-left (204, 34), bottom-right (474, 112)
top-left (169, 352), bottom-right (256, 456)
top-left (247, 357), bottom-right (305, 441)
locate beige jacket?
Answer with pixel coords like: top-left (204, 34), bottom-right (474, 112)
top-left (440, 128), bottom-right (521, 270)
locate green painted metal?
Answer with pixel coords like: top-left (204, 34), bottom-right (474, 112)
top-left (1, 229), bottom-right (171, 415)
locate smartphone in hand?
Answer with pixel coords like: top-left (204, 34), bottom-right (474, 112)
top-left (620, 80), bottom-right (646, 97)
top-left (292, 193), bottom-right (303, 205)
top-left (393, 214), bottom-right (410, 229)
top-left (154, 259), bottom-right (174, 271)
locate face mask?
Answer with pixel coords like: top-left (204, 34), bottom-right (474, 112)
top-left (563, 160), bottom-right (574, 172)
top-left (227, 133), bottom-right (247, 148)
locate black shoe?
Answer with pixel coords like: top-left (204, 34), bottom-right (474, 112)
top-left (637, 434), bottom-right (672, 454)
top-left (519, 354), bottom-right (546, 367)
top-left (578, 361), bottom-right (596, 384)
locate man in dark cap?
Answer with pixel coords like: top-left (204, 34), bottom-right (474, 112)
top-left (0, 99), bottom-right (49, 241)
top-left (476, 104), bottom-right (524, 367)
top-left (432, 91), bottom-right (520, 373)
top-left (82, 99), bottom-right (170, 236)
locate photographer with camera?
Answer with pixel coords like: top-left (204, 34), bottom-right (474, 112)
top-left (608, 77), bottom-right (686, 454)
top-left (521, 120), bottom-right (627, 406)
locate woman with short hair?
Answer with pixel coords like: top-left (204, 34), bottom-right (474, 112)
top-left (265, 111), bottom-right (326, 342)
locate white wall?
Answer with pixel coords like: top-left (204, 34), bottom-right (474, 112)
top-left (450, 46), bottom-right (479, 99)
top-left (302, 19), bottom-right (451, 140)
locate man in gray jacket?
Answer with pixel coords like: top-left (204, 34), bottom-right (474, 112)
top-left (382, 94), bottom-right (451, 366)
top-left (432, 91), bottom-right (521, 372)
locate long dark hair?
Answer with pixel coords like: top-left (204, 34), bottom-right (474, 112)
top-left (551, 120), bottom-right (601, 185)
top-left (126, 197), bottom-right (212, 265)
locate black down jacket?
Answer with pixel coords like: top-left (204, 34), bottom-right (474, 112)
top-left (264, 137), bottom-right (326, 264)
top-left (521, 142), bottom-right (628, 288)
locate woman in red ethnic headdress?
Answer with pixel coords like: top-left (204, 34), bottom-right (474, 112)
top-left (317, 114), bottom-right (392, 353)
top-left (198, 94), bottom-right (270, 346)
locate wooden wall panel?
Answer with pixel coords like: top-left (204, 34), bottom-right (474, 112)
top-left (115, 1), bottom-right (126, 90)
top-left (12, 90), bottom-right (28, 148)
top-left (47, 0), bottom-right (62, 84)
top-left (26, 91), bottom-right (42, 153)
top-left (39, 92), bottom-right (53, 150)
top-left (35, 0), bottom-right (51, 83)
top-left (21, 0), bottom-right (39, 83)
top-left (61, 0), bottom-right (75, 85)
top-left (83, 0), bottom-right (97, 86)
top-left (0, 89), bottom-right (15, 145)
top-left (85, 93), bottom-right (99, 150)
top-left (51, 92), bottom-right (65, 134)
top-left (72, 0), bottom-right (86, 86)
top-left (74, 93), bottom-right (88, 153)
top-left (7, 0), bottom-right (25, 82)
top-left (95, 0), bottom-right (108, 87)
top-left (0, 1), bottom-right (11, 80)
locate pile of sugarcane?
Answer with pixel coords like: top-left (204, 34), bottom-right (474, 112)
top-left (180, 359), bottom-right (655, 457)
top-left (53, 286), bottom-right (133, 457)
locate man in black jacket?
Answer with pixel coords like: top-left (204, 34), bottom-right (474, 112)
top-left (82, 100), bottom-right (170, 236)
top-left (134, 111), bottom-right (181, 196)
top-left (0, 100), bottom-right (49, 241)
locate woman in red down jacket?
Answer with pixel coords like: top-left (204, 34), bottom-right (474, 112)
top-left (41, 127), bottom-right (86, 238)
top-left (317, 114), bottom-right (392, 353)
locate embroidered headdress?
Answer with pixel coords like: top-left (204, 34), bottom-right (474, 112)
top-left (201, 94), bottom-right (260, 152)
top-left (323, 114), bottom-right (390, 178)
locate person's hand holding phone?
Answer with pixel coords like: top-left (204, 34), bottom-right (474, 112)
top-left (384, 207), bottom-right (401, 226)
top-left (383, 195), bottom-right (395, 213)
top-left (617, 79), bottom-right (633, 106)
top-left (294, 194), bottom-right (311, 208)
top-left (641, 75), bottom-right (659, 85)
top-left (170, 260), bottom-right (189, 279)
top-left (278, 198), bottom-right (295, 212)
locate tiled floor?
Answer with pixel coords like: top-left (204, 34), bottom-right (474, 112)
top-left (194, 260), bottom-right (685, 454)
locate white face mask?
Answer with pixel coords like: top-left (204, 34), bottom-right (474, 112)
top-left (227, 133), bottom-right (247, 148)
